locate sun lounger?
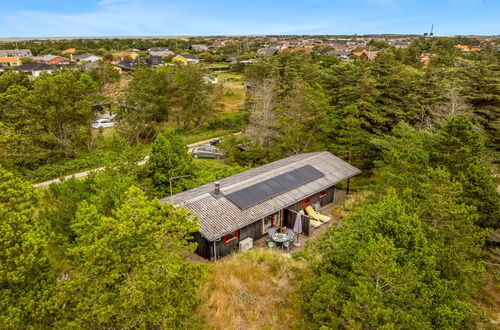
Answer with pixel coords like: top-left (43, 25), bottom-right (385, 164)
top-left (300, 210), bottom-right (322, 228)
top-left (305, 206), bottom-right (331, 223)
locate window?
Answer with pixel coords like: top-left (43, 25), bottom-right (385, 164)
top-left (318, 189), bottom-right (328, 199)
top-left (301, 196), bottom-right (312, 207)
top-left (223, 230), bottom-right (239, 244)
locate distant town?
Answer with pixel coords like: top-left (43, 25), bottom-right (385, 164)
top-left (1, 34), bottom-right (497, 76)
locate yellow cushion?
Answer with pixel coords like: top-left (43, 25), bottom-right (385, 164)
top-left (305, 206), bottom-right (331, 223)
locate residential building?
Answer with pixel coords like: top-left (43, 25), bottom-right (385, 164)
top-left (11, 62), bottom-right (53, 77)
top-left (112, 51), bottom-right (139, 61)
top-left (420, 53), bottom-right (435, 68)
top-left (146, 55), bottom-right (163, 66)
top-left (360, 50), bottom-right (379, 61)
top-left (190, 44), bottom-right (209, 52)
top-left (456, 44), bottom-right (471, 52)
top-left (257, 48), bottom-right (278, 56)
top-left (32, 54), bottom-right (69, 65)
top-left (149, 49), bottom-right (174, 57)
top-left (0, 57), bottom-right (21, 67)
top-left (172, 54), bottom-right (200, 64)
top-left (322, 50), bottom-right (351, 59)
top-left (161, 152), bottom-right (360, 259)
top-left (74, 54), bottom-right (102, 63)
top-left (0, 49), bottom-right (33, 58)
top-left (62, 48), bottom-right (76, 54)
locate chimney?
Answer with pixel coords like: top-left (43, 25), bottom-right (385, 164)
top-left (214, 181), bottom-right (221, 195)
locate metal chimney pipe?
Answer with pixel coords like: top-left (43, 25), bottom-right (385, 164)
top-left (214, 181), bottom-right (221, 195)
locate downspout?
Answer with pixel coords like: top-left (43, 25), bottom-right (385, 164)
top-left (213, 237), bottom-right (222, 262)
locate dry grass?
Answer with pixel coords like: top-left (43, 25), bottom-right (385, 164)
top-left (197, 249), bottom-right (305, 330)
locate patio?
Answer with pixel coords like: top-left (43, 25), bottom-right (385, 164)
top-left (253, 190), bottom-right (352, 253)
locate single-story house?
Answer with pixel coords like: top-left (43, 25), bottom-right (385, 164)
top-left (161, 152), bottom-right (361, 260)
top-left (257, 48), bottom-right (278, 56)
top-left (74, 54), bottom-right (102, 63)
top-left (62, 48), bottom-right (76, 54)
top-left (0, 49), bottom-right (33, 58)
top-left (321, 50), bottom-right (351, 58)
top-left (11, 62), bottom-right (53, 77)
top-left (32, 55), bottom-right (69, 65)
top-left (190, 44), bottom-right (209, 52)
top-left (113, 59), bottom-right (137, 72)
top-left (172, 54), bottom-right (200, 64)
top-left (112, 51), bottom-right (139, 61)
top-left (149, 50), bottom-right (174, 57)
top-left (0, 57), bottom-right (21, 67)
top-left (146, 55), bottom-right (163, 66)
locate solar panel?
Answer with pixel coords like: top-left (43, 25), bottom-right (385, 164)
top-left (226, 165), bottom-right (324, 209)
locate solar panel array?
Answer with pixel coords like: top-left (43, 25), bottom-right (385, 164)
top-left (225, 165), bottom-right (324, 209)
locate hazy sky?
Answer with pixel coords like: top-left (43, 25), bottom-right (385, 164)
top-left (1, 0), bottom-right (499, 37)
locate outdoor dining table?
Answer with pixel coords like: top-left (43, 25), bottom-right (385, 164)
top-left (270, 232), bottom-right (290, 244)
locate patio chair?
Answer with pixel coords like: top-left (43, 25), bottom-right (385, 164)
top-left (265, 238), bottom-right (276, 248)
top-left (287, 230), bottom-right (295, 243)
top-left (300, 210), bottom-right (322, 228)
top-left (305, 206), bottom-right (331, 223)
top-left (283, 240), bottom-right (291, 252)
top-left (268, 228), bottom-right (277, 238)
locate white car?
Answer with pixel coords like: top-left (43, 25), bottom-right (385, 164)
top-left (92, 118), bottom-right (116, 129)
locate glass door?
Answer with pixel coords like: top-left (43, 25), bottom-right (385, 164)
top-left (262, 211), bottom-right (282, 235)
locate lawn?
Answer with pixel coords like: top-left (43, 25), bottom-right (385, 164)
top-left (217, 72), bottom-right (246, 112)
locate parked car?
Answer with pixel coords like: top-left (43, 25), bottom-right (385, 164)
top-left (192, 145), bottom-right (224, 159)
top-left (92, 118), bottom-right (116, 129)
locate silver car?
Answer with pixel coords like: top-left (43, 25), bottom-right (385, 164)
top-left (92, 118), bottom-right (116, 129)
top-left (192, 145), bottom-right (224, 159)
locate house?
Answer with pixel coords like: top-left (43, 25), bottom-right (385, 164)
top-left (62, 48), bottom-right (76, 54)
top-left (225, 54), bottom-right (242, 59)
top-left (172, 54), bottom-right (200, 64)
top-left (0, 49), bottom-right (33, 58)
top-left (146, 55), bottom-right (163, 66)
top-left (321, 50), bottom-right (351, 59)
top-left (74, 54), bottom-right (102, 63)
top-left (257, 48), bottom-right (278, 56)
top-left (0, 57), bottom-right (21, 67)
top-left (113, 59), bottom-right (137, 72)
top-left (149, 49), bottom-right (174, 57)
top-left (456, 44), bottom-right (470, 52)
top-left (190, 44), bottom-right (209, 52)
top-left (32, 55), bottom-right (69, 65)
top-left (360, 50), bottom-right (379, 60)
top-left (112, 51), bottom-right (139, 61)
top-left (11, 62), bottom-right (53, 77)
top-left (161, 152), bottom-right (361, 260)
top-left (419, 53), bottom-right (435, 68)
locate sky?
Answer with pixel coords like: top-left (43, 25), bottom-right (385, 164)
top-left (0, 0), bottom-right (499, 37)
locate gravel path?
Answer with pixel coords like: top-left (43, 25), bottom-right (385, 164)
top-left (33, 132), bottom-right (241, 188)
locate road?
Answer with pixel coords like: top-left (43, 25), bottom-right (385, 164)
top-left (33, 132), bottom-right (241, 188)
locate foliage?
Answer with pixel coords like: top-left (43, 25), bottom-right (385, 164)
top-left (54, 186), bottom-right (205, 328)
top-left (300, 191), bottom-right (483, 329)
top-left (146, 128), bottom-right (193, 194)
top-left (0, 167), bottom-right (56, 328)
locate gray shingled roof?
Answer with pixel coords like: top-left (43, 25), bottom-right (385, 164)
top-left (161, 152), bottom-right (361, 241)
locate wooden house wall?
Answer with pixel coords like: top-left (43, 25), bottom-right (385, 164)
top-left (195, 185), bottom-right (338, 260)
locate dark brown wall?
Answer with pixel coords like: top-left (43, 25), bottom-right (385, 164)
top-left (195, 185), bottom-right (338, 260)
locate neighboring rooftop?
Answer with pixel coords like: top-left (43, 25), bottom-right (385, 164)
top-left (11, 62), bottom-right (53, 71)
top-left (0, 49), bottom-right (33, 58)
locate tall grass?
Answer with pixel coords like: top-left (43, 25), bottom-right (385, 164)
top-left (197, 249), bottom-right (306, 330)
